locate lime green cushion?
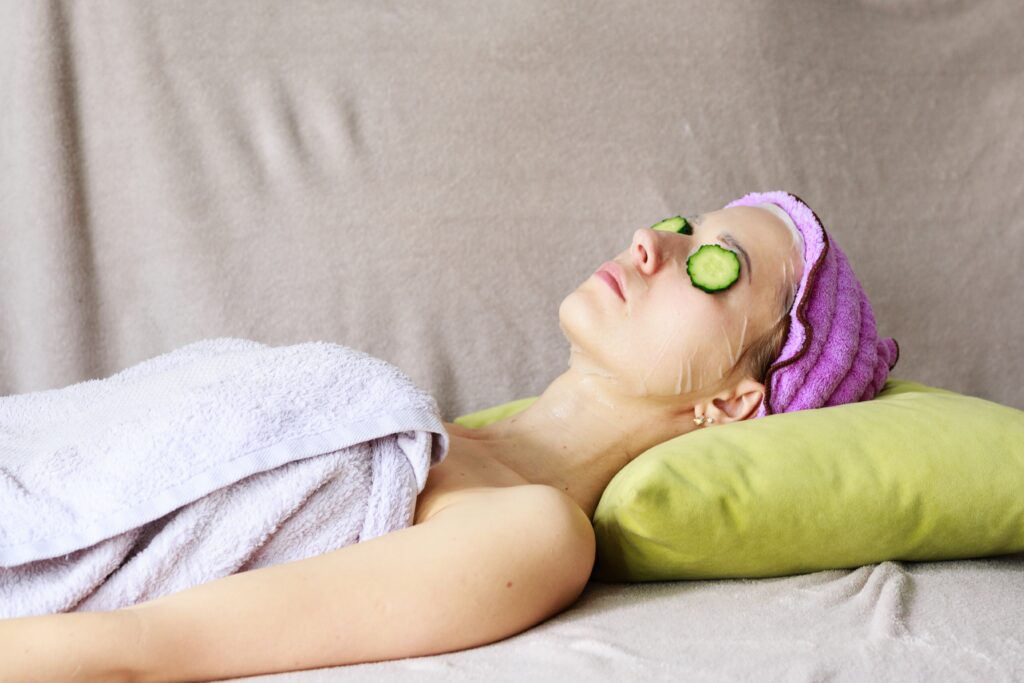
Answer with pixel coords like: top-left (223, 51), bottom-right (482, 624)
top-left (454, 379), bottom-right (1024, 581)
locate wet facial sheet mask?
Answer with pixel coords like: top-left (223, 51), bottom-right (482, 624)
top-left (563, 205), bottom-right (811, 400)
top-left (754, 201), bottom-right (804, 319)
top-left (565, 254), bottom-right (754, 400)
top-left (755, 202), bottom-right (805, 257)
top-left (569, 314), bottom-right (750, 398)
top-left (628, 225), bottom-right (754, 397)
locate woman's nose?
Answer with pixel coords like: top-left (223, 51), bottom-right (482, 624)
top-left (631, 228), bottom-right (663, 275)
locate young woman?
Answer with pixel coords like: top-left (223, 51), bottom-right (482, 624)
top-left (0, 191), bottom-right (898, 682)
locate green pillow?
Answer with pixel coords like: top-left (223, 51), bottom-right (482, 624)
top-left (454, 379), bottom-right (1024, 581)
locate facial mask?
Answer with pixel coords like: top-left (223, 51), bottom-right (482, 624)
top-left (755, 202), bottom-right (805, 256)
top-left (564, 214), bottom-right (758, 400)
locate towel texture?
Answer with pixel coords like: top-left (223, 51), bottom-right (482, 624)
top-left (0, 338), bottom-right (449, 617)
top-left (723, 191), bottom-right (900, 418)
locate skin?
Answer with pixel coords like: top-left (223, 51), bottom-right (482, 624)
top-left (440, 204), bottom-right (805, 520)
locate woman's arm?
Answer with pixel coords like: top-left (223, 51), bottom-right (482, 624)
top-left (130, 483), bottom-right (594, 681)
top-left (62, 484), bottom-right (593, 682)
top-left (0, 609), bottom-right (143, 682)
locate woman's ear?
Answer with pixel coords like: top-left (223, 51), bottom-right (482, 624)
top-left (707, 378), bottom-right (766, 424)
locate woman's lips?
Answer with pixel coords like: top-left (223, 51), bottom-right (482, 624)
top-left (594, 262), bottom-right (626, 301)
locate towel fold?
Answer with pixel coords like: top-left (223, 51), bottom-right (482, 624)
top-left (0, 338), bottom-right (449, 617)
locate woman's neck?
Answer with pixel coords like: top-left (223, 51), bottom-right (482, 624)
top-left (445, 367), bottom-right (702, 519)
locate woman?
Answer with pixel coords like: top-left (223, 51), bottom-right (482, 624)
top-left (0, 190), bottom-right (898, 682)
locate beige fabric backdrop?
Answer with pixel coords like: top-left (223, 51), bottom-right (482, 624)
top-left (2, 0), bottom-right (1022, 418)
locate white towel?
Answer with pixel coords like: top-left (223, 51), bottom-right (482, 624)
top-left (0, 338), bottom-right (449, 617)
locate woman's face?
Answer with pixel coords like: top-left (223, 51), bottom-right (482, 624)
top-left (558, 205), bottom-right (805, 399)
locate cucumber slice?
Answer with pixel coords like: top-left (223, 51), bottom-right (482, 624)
top-left (650, 216), bottom-right (692, 234)
top-left (686, 244), bottom-right (741, 293)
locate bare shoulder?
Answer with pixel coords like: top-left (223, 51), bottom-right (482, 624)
top-left (436, 484), bottom-right (596, 557)
top-left (421, 484), bottom-right (596, 577)
top-left (424, 484), bottom-right (597, 618)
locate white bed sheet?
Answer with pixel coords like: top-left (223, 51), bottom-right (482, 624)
top-left (236, 552), bottom-right (1024, 681)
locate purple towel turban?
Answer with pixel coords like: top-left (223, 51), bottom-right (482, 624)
top-left (723, 190), bottom-right (900, 418)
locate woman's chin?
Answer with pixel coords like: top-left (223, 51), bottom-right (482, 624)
top-left (557, 292), bottom-right (603, 347)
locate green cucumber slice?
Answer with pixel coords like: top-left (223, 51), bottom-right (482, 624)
top-left (650, 216), bottom-right (692, 234)
top-left (686, 244), bottom-right (741, 293)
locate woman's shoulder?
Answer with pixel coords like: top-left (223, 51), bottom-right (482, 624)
top-left (417, 483), bottom-right (584, 523)
top-left (417, 484), bottom-right (596, 564)
top-left (412, 480), bottom-right (597, 596)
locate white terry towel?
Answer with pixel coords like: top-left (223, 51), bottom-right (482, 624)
top-left (0, 338), bottom-right (449, 617)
